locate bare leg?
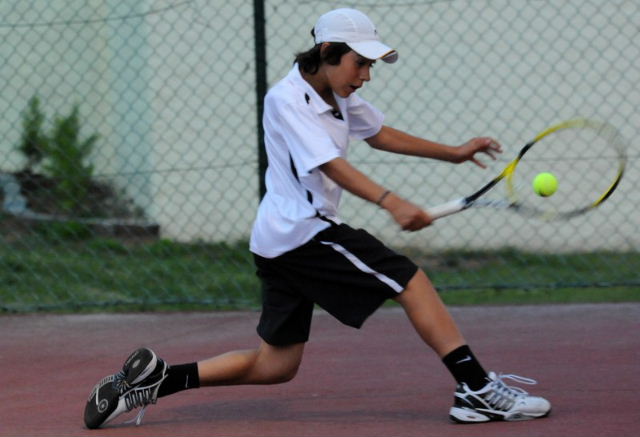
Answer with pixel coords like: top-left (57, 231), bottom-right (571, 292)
top-left (197, 341), bottom-right (305, 386)
top-left (394, 269), bottom-right (466, 358)
top-left (197, 270), bottom-right (460, 385)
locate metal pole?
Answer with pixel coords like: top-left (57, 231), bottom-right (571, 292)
top-left (253, 0), bottom-right (268, 199)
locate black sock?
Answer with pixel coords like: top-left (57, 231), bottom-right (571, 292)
top-left (157, 363), bottom-right (200, 398)
top-left (442, 345), bottom-right (488, 391)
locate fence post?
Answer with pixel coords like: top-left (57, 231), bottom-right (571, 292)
top-left (253, 0), bottom-right (268, 199)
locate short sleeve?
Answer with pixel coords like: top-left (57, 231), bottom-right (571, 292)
top-left (265, 93), bottom-right (341, 174)
top-left (347, 94), bottom-right (385, 140)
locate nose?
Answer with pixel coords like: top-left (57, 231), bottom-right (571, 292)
top-left (360, 66), bottom-right (371, 82)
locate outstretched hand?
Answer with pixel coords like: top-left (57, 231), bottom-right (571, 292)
top-left (456, 137), bottom-right (502, 168)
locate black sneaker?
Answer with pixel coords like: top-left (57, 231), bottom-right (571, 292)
top-left (449, 372), bottom-right (551, 423)
top-left (84, 348), bottom-right (167, 429)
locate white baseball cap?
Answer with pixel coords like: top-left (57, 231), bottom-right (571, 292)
top-left (313, 8), bottom-right (398, 64)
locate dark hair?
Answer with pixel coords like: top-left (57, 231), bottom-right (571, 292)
top-left (295, 41), bottom-right (352, 74)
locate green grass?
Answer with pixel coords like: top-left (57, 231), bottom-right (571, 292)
top-left (407, 248), bottom-right (640, 306)
top-left (1, 230), bottom-right (639, 313)
top-left (0, 236), bottom-right (261, 312)
top-left (438, 286), bottom-right (639, 306)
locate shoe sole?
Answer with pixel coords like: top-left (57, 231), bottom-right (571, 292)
top-left (449, 407), bottom-right (491, 423)
top-left (449, 407), bottom-right (551, 423)
top-left (123, 348), bottom-right (158, 385)
top-left (85, 374), bottom-right (119, 429)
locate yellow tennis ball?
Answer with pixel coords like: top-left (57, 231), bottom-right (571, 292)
top-left (532, 172), bottom-right (558, 197)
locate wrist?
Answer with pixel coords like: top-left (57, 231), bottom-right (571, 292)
top-left (378, 191), bottom-right (401, 211)
top-left (375, 190), bottom-right (392, 207)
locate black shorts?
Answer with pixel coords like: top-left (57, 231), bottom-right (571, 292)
top-left (253, 223), bottom-right (418, 346)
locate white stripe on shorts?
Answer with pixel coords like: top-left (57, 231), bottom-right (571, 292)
top-left (319, 240), bottom-right (404, 293)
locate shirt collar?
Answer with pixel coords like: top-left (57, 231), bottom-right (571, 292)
top-left (289, 63), bottom-right (335, 115)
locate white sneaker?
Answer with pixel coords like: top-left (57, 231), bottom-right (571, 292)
top-left (449, 372), bottom-right (551, 423)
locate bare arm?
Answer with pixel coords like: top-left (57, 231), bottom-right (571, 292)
top-left (320, 127), bottom-right (501, 230)
top-left (320, 157), bottom-right (432, 231)
top-left (366, 125), bottom-right (502, 168)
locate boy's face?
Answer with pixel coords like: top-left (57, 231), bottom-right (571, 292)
top-left (326, 50), bottom-right (375, 98)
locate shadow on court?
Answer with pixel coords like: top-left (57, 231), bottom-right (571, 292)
top-left (1, 303), bottom-right (638, 437)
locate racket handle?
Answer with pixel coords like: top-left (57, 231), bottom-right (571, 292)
top-left (425, 198), bottom-right (467, 220)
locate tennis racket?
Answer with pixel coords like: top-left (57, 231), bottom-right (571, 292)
top-left (426, 118), bottom-right (627, 221)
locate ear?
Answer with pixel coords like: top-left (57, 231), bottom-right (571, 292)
top-left (319, 42), bottom-right (331, 56)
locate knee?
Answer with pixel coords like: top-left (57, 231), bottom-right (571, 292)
top-left (268, 361), bottom-right (300, 384)
top-left (254, 341), bottom-right (304, 384)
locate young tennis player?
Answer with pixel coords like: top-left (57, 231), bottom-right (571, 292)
top-left (84, 8), bottom-right (551, 428)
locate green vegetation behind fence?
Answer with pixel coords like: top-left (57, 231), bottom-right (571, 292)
top-left (1, 228), bottom-right (638, 313)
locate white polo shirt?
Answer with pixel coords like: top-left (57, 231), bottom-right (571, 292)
top-left (250, 64), bottom-right (385, 258)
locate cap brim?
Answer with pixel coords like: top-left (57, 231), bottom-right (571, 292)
top-left (347, 40), bottom-right (398, 63)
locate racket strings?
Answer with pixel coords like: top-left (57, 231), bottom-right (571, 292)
top-left (507, 122), bottom-right (626, 218)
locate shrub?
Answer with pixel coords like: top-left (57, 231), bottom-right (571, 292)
top-left (18, 96), bottom-right (48, 172)
top-left (43, 104), bottom-right (98, 215)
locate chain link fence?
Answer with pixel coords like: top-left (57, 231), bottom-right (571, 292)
top-left (1, 0), bottom-right (638, 312)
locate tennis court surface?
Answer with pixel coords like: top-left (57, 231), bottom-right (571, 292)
top-left (1, 303), bottom-right (638, 437)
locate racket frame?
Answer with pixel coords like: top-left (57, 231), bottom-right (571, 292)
top-left (426, 118), bottom-right (627, 221)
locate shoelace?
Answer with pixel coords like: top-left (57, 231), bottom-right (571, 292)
top-left (483, 373), bottom-right (537, 411)
top-left (102, 369), bottom-right (157, 426)
top-left (112, 371), bottom-right (130, 394)
top-left (122, 382), bottom-right (161, 426)
top-left (125, 405), bottom-right (149, 426)
top-left (116, 359), bottom-right (167, 427)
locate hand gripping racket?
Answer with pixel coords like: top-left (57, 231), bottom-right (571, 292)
top-left (426, 118), bottom-right (627, 221)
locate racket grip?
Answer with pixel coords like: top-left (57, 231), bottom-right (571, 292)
top-left (425, 198), bottom-right (467, 220)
